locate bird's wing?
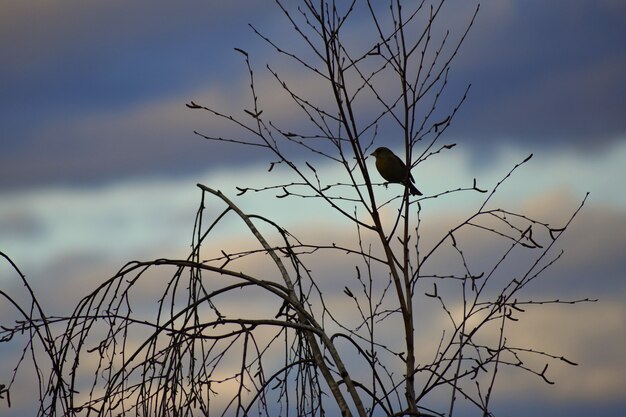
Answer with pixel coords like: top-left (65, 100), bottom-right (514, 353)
top-left (392, 153), bottom-right (407, 168)
top-left (394, 154), bottom-right (415, 183)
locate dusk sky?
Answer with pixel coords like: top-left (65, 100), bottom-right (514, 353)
top-left (1, 1), bottom-right (625, 416)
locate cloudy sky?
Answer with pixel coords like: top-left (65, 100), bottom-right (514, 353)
top-left (1, 1), bottom-right (625, 416)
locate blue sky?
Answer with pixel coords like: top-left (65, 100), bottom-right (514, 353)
top-left (1, 1), bottom-right (625, 416)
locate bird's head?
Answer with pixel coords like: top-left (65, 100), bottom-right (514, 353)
top-left (371, 147), bottom-right (392, 159)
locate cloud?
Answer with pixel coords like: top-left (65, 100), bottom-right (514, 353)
top-left (2, 169), bottom-right (625, 416)
top-left (0, 0), bottom-right (277, 190)
top-left (0, 0), bottom-right (268, 121)
top-left (2, 0), bottom-right (625, 193)
top-left (1, 2), bottom-right (625, 411)
top-left (449, 0), bottom-right (626, 146)
top-left (0, 49), bottom-right (372, 191)
top-left (0, 0), bottom-right (270, 73)
top-left (489, 301), bottom-right (626, 404)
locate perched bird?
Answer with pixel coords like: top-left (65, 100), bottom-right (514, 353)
top-left (370, 147), bottom-right (422, 196)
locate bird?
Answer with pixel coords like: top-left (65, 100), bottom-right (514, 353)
top-left (370, 147), bottom-right (422, 196)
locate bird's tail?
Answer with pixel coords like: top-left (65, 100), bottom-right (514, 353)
top-left (408, 182), bottom-right (422, 196)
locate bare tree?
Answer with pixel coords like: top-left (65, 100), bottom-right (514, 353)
top-left (0, 1), bottom-right (592, 416)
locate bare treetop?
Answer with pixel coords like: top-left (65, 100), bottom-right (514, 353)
top-left (0, 2), bottom-right (592, 416)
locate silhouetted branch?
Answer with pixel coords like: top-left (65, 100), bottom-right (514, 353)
top-left (0, 2), bottom-right (592, 416)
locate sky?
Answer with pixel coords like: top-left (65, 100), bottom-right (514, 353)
top-left (0, 1), bottom-right (625, 416)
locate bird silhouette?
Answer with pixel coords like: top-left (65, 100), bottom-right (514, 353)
top-left (370, 147), bottom-right (422, 196)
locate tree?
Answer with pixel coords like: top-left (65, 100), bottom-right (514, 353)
top-left (0, 1), bottom-right (591, 416)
